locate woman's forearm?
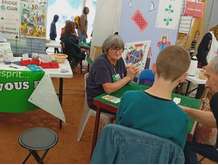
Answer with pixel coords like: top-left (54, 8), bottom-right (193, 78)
top-left (102, 76), bottom-right (131, 94)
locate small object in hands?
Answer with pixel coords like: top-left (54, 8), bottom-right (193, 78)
top-left (102, 95), bottom-right (121, 104)
top-left (173, 97), bottom-right (181, 105)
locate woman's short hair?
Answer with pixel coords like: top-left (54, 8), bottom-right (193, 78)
top-left (102, 35), bottom-right (124, 54)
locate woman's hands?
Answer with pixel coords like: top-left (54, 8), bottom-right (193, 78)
top-left (127, 65), bottom-right (139, 80)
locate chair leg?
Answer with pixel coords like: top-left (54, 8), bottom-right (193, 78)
top-left (77, 109), bottom-right (91, 141)
top-left (80, 61), bottom-right (83, 74)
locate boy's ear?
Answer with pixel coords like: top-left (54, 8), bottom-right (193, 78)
top-left (152, 64), bottom-right (157, 73)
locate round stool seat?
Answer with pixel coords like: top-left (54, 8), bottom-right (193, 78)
top-left (19, 127), bottom-right (58, 151)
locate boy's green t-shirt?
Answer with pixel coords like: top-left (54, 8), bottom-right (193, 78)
top-left (116, 90), bottom-right (188, 148)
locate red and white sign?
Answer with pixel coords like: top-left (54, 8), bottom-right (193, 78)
top-left (184, 1), bottom-right (205, 18)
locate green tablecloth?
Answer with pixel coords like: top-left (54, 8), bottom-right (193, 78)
top-left (0, 70), bottom-right (44, 113)
top-left (95, 82), bottom-right (201, 133)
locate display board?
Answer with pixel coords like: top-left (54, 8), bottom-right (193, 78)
top-left (0, 0), bottom-right (47, 39)
top-left (119, 0), bottom-right (184, 68)
top-left (0, 0), bottom-right (20, 39)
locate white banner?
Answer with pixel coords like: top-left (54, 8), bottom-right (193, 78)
top-left (156, 0), bottom-right (183, 30)
top-left (0, 0), bottom-right (20, 39)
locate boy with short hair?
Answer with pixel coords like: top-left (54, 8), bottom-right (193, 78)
top-left (116, 45), bottom-right (191, 148)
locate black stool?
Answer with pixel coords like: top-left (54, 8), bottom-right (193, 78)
top-left (18, 127), bottom-right (58, 164)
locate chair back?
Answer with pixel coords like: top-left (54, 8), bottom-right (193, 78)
top-left (83, 73), bottom-right (89, 110)
top-left (91, 124), bottom-right (185, 164)
top-left (138, 69), bottom-right (154, 85)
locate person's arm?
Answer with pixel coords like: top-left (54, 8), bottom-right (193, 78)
top-left (103, 76), bottom-right (131, 94)
top-left (103, 65), bottom-right (139, 94)
top-left (184, 109), bottom-right (217, 128)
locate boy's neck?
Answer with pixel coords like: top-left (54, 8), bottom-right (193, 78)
top-left (146, 78), bottom-right (176, 100)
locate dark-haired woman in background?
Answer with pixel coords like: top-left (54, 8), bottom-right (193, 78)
top-left (196, 32), bottom-right (212, 68)
top-left (60, 21), bottom-right (85, 69)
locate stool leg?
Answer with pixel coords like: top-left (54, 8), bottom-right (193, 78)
top-left (185, 81), bottom-right (191, 96)
top-left (41, 149), bottom-right (49, 161)
top-left (22, 152), bottom-right (31, 164)
top-left (30, 150), bottom-right (44, 164)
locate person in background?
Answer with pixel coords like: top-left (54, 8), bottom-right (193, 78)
top-left (78, 7), bottom-right (89, 42)
top-left (60, 21), bottom-right (85, 69)
top-left (189, 31), bottom-right (200, 58)
top-left (116, 46), bottom-right (191, 148)
top-left (184, 56), bottom-right (218, 163)
top-left (60, 20), bottom-right (72, 38)
top-left (196, 32), bottom-right (213, 68)
top-left (195, 31), bottom-right (217, 98)
top-left (86, 34), bottom-right (139, 110)
top-left (49, 14), bottom-right (59, 53)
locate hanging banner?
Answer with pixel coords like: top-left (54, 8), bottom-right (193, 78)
top-left (156, 0), bottom-right (183, 30)
top-left (0, 0), bottom-right (20, 39)
top-left (184, 1), bottom-right (205, 18)
top-left (20, 0), bottom-right (47, 38)
top-left (0, 70), bottom-right (44, 113)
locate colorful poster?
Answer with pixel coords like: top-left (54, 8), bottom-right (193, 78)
top-left (0, 0), bottom-right (20, 39)
top-left (20, 0), bottom-right (47, 38)
top-left (184, 1), bottom-right (205, 18)
top-left (122, 41), bottom-right (151, 71)
top-left (156, 0), bottom-right (183, 30)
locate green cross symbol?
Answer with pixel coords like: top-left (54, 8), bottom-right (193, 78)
top-left (164, 17), bottom-right (173, 26)
top-left (165, 4), bottom-right (174, 14)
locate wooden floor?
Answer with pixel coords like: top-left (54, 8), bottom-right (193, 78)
top-left (0, 73), bottom-right (94, 163)
top-left (0, 72), bottom-right (215, 163)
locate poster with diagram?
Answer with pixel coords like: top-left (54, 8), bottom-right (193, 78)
top-left (20, 0), bottom-right (47, 38)
top-left (122, 41), bottom-right (151, 71)
top-left (156, 0), bottom-right (183, 30)
top-left (0, 0), bottom-right (20, 39)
